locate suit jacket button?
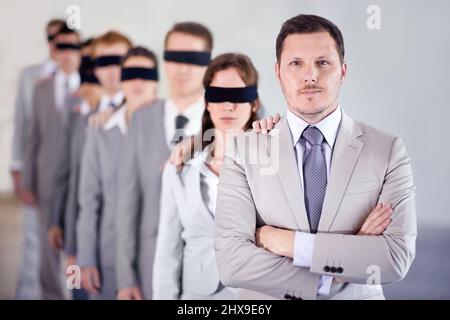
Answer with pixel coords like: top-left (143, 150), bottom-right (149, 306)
top-left (323, 266), bottom-right (330, 272)
top-left (337, 267), bottom-right (343, 274)
top-left (284, 294), bottom-right (292, 299)
top-left (330, 267), bottom-right (337, 273)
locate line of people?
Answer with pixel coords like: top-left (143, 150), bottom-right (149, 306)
top-left (11, 14), bottom-right (412, 301)
top-left (12, 18), bottom-right (265, 300)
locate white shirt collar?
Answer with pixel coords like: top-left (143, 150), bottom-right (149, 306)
top-left (188, 144), bottom-right (218, 184)
top-left (286, 105), bottom-right (342, 148)
top-left (41, 59), bottom-right (58, 77)
top-left (79, 100), bottom-right (92, 116)
top-left (164, 95), bottom-right (205, 146)
top-left (99, 91), bottom-right (125, 112)
top-left (190, 143), bottom-right (213, 168)
top-left (103, 104), bottom-right (128, 135)
top-left (54, 70), bottom-right (80, 110)
top-left (183, 96), bottom-right (205, 119)
top-left (165, 95), bottom-right (205, 120)
top-left (55, 69), bottom-right (80, 91)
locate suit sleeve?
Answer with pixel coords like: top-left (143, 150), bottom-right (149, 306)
top-left (10, 69), bottom-right (28, 172)
top-left (21, 82), bottom-right (40, 194)
top-left (64, 117), bottom-right (83, 257)
top-left (310, 137), bottom-right (417, 284)
top-left (76, 126), bottom-right (102, 268)
top-left (215, 137), bottom-right (321, 300)
top-left (116, 118), bottom-right (142, 289)
top-left (152, 165), bottom-right (184, 299)
top-left (49, 110), bottom-right (73, 229)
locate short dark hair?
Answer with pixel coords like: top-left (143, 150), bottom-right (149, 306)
top-left (164, 22), bottom-right (213, 52)
top-left (46, 19), bottom-right (65, 33)
top-left (55, 23), bottom-right (80, 39)
top-left (121, 46), bottom-right (158, 67)
top-left (276, 14), bottom-right (345, 63)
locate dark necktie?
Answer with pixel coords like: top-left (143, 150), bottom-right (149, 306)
top-left (172, 114), bottom-right (189, 144)
top-left (63, 79), bottom-right (70, 106)
top-left (301, 126), bottom-right (327, 234)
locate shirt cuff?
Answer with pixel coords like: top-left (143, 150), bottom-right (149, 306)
top-left (293, 231), bottom-right (315, 268)
top-left (318, 276), bottom-right (333, 296)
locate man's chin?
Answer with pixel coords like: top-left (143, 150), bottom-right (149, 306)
top-left (295, 105), bottom-right (327, 117)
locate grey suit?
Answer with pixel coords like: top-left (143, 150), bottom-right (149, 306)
top-left (11, 61), bottom-right (56, 171)
top-left (12, 61), bottom-right (55, 299)
top-left (22, 76), bottom-right (67, 300)
top-left (215, 113), bottom-right (417, 300)
top-left (116, 99), bottom-right (169, 299)
top-left (153, 162), bottom-right (235, 300)
top-left (51, 99), bottom-right (91, 256)
top-left (76, 115), bottom-right (127, 299)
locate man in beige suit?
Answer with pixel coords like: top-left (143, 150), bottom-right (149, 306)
top-left (215, 14), bottom-right (417, 300)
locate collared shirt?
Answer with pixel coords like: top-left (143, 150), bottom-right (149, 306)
top-left (98, 91), bottom-right (125, 113)
top-left (54, 70), bottom-right (80, 112)
top-left (287, 105), bottom-right (342, 188)
top-left (194, 144), bottom-right (219, 215)
top-left (164, 97), bottom-right (205, 147)
top-left (40, 59), bottom-right (58, 78)
top-left (103, 104), bottom-right (128, 135)
top-left (286, 105), bottom-right (342, 297)
top-left (79, 100), bottom-right (93, 116)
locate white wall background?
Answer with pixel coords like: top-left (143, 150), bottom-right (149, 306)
top-left (0, 0), bottom-right (449, 228)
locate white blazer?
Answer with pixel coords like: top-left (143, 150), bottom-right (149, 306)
top-left (153, 150), bottom-right (228, 299)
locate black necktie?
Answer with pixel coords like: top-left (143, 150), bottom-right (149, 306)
top-left (172, 114), bottom-right (189, 144)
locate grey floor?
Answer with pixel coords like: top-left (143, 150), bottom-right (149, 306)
top-left (0, 197), bottom-right (449, 299)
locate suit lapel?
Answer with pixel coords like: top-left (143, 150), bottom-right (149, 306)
top-left (268, 119), bottom-right (310, 231)
top-left (193, 167), bottom-right (216, 220)
top-left (148, 99), bottom-right (170, 171)
top-left (318, 112), bottom-right (365, 231)
top-left (154, 99), bottom-right (170, 154)
top-left (49, 76), bottom-right (61, 121)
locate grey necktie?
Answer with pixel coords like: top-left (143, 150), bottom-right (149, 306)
top-left (301, 126), bottom-right (327, 234)
top-left (63, 78), bottom-right (70, 107)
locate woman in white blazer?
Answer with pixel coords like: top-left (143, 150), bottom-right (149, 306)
top-left (153, 53), bottom-right (262, 299)
top-left (77, 47), bottom-right (159, 299)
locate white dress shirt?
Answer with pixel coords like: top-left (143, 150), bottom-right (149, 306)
top-left (103, 104), bottom-right (128, 135)
top-left (164, 97), bottom-right (205, 147)
top-left (79, 100), bottom-right (93, 116)
top-left (41, 59), bottom-right (58, 78)
top-left (195, 145), bottom-right (219, 215)
top-left (286, 105), bottom-right (342, 297)
top-left (54, 70), bottom-right (80, 112)
top-left (98, 91), bottom-right (125, 113)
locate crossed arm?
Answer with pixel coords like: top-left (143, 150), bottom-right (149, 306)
top-left (215, 117), bottom-right (416, 300)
